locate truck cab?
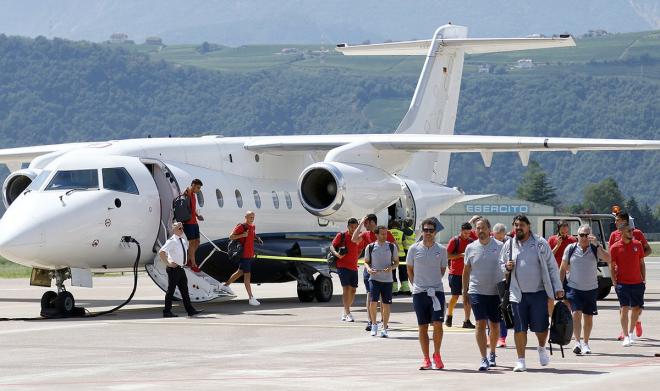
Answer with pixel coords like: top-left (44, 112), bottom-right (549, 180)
top-left (536, 214), bottom-right (615, 300)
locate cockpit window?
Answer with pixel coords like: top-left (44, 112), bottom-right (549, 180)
top-left (27, 170), bottom-right (52, 191)
top-left (102, 168), bottom-right (139, 195)
top-left (45, 169), bottom-right (99, 191)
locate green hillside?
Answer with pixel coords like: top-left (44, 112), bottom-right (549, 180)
top-left (0, 31), bottom-right (658, 212)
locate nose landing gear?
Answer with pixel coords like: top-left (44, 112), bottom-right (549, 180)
top-left (40, 269), bottom-right (84, 318)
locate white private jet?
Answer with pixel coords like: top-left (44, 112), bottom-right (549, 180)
top-left (1, 24), bottom-right (659, 317)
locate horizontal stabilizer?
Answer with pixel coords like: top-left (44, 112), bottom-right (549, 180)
top-left (336, 36), bottom-right (575, 56)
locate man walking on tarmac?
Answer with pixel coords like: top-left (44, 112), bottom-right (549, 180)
top-left (352, 214), bottom-right (397, 332)
top-left (501, 214), bottom-right (564, 372)
top-left (446, 222), bottom-right (475, 329)
top-left (330, 218), bottom-right (360, 322)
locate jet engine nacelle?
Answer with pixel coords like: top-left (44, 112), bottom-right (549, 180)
top-left (297, 162), bottom-right (402, 221)
top-left (403, 178), bottom-right (464, 229)
top-left (3, 168), bottom-right (41, 208)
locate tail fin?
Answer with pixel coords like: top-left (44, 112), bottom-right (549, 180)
top-left (337, 25), bottom-right (574, 183)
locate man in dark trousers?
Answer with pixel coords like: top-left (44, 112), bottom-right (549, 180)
top-left (160, 222), bottom-right (202, 318)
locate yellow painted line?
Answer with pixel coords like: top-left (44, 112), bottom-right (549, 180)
top-left (257, 254), bottom-right (407, 265)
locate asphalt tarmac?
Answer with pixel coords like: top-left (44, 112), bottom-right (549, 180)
top-left (1, 258), bottom-right (659, 390)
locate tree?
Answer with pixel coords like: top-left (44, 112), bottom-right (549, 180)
top-left (516, 160), bottom-right (557, 206)
top-left (583, 178), bottom-right (624, 214)
top-left (625, 196), bottom-right (643, 229)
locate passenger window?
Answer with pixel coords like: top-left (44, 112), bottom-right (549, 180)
top-left (216, 189), bottom-right (224, 208)
top-left (284, 191), bottom-right (293, 209)
top-left (235, 189), bottom-right (243, 208)
top-left (46, 169), bottom-right (99, 191)
top-left (102, 168), bottom-right (139, 195)
top-left (253, 190), bottom-right (261, 209)
top-left (272, 191), bottom-right (279, 209)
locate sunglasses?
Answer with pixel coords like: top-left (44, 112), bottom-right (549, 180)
top-left (422, 228), bottom-right (435, 233)
top-left (578, 233), bottom-right (589, 237)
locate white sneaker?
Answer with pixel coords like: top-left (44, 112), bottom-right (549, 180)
top-left (380, 327), bottom-right (389, 338)
top-left (341, 314), bottom-right (347, 322)
top-left (248, 297), bottom-right (260, 306)
top-left (513, 359), bottom-right (526, 372)
top-left (581, 343), bottom-right (591, 354)
top-left (538, 346), bottom-right (550, 366)
top-left (345, 313), bottom-right (354, 322)
top-left (219, 284), bottom-right (235, 295)
top-left (628, 333), bottom-right (635, 345)
top-left (371, 322), bottom-right (379, 337)
top-left (622, 336), bottom-right (631, 347)
top-left (573, 342), bottom-right (582, 355)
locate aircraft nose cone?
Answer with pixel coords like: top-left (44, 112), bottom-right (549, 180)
top-left (0, 205), bottom-right (44, 264)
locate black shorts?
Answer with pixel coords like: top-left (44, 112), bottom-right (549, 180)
top-left (370, 281), bottom-right (393, 304)
top-left (615, 283), bottom-right (645, 308)
top-left (183, 223), bottom-right (200, 241)
top-left (413, 291), bottom-right (445, 325)
top-left (337, 268), bottom-right (358, 288)
top-left (512, 291), bottom-right (549, 333)
top-left (566, 287), bottom-right (598, 315)
top-left (470, 294), bottom-right (502, 322)
top-left (448, 274), bottom-right (462, 296)
top-left (239, 258), bottom-right (254, 273)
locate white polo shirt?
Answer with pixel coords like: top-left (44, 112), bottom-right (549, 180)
top-left (160, 234), bottom-right (189, 266)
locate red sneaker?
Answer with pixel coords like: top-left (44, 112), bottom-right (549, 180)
top-left (617, 332), bottom-right (625, 341)
top-left (432, 353), bottom-right (444, 370)
top-left (420, 357), bottom-right (431, 370)
top-left (191, 266), bottom-right (201, 273)
top-left (635, 321), bottom-right (643, 337)
top-left (497, 337), bottom-right (507, 347)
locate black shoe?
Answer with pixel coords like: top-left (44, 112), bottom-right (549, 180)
top-left (445, 315), bottom-right (453, 328)
top-left (403, 290), bottom-right (412, 296)
top-left (462, 320), bottom-right (476, 329)
top-left (188, 309), bottom-right (204, 317)
top-left (163, 312), bottom-right (178, 318)
top-left (392, 290), bottom-right (400, 297)
top-left (365, 321), bottom-right (372, 332)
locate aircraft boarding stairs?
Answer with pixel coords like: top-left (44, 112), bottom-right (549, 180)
top-left (145, 224), bottom-right (235, 303)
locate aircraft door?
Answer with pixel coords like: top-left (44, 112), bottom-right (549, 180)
top-left (141, 160), bottom-right (181, 250)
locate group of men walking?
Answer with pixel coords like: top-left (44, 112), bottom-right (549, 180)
top-left (159, 179), bottom-right (649, 371)
top-left (331, 211), bottom-right (649, 372)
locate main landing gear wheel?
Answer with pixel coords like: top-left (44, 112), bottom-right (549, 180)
top-left (297, 288), bottom-right (315, 302)
top-left (55, 291), bottom-right (76, 315)
top-left (314, 275), bottom-right (333, 302)
top-left (40, 291), bottom-right (57, 311)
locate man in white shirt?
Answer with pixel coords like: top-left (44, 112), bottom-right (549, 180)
top-left (160, 222), bottom-right (202, 318)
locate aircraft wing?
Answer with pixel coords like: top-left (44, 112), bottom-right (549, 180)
top-left (0, 143), bottom-right (90, 172)
top-left (244, 134), bottom-right (660, 166)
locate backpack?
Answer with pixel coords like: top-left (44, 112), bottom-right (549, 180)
top-left (326, 232), bottom-right (346, 269)
top-left (451, 236), bottom-right (473, 255)
top-left (172, 193), bottom-right (192, 222)
top-left (566, 242), bottom-right (599, 262)
top-left (497, 241), bottom-right (515, 329)
top-left (367, 242), bottom-right (396, 270)
top-left (549, 300), bottom-right (574, 358)
top-left (227, 224), bottom-right (248, 262)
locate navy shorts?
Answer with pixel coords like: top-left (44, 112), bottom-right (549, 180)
top-left (363, 268), bottom-right (371, 293)
top-left (566, 287), bottom-right (598, 315)
top-left (512, 290), bottom-right (549, 333)
top-left (370, 281), bottom-right (393, 304)
top-left (413, 291), bottom-right (445, 325)
top-left (448, 274), bottom-right (462, 296)
top-left (470, 294), bottom-right (502, 323)
top-left (615, 283), bottom-right (645, 308)
top-left (337, 268), bottom-right (358, 288)
top-left (183, 223), bottom-right (200, 240)
top-left (239, 258), bottom-right (254, 273)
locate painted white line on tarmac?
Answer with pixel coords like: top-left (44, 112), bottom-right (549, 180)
top-left (0, 322), bottom-right (108, 335)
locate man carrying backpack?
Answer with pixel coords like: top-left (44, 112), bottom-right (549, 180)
top-left (445, 222), bottom-right (475, 329)
top-left (182, 179), bottom-right (204, 272)
top-left (501, 214), bottom-right (564, 372)
top-left (330, 217), bottom-right (360, 322)
top-left (559, 225), bottom-right (610, 355)
top-left (364, 225), bottom-right (399, 338)
top-left (219, 211), bottom-right (263, 306)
